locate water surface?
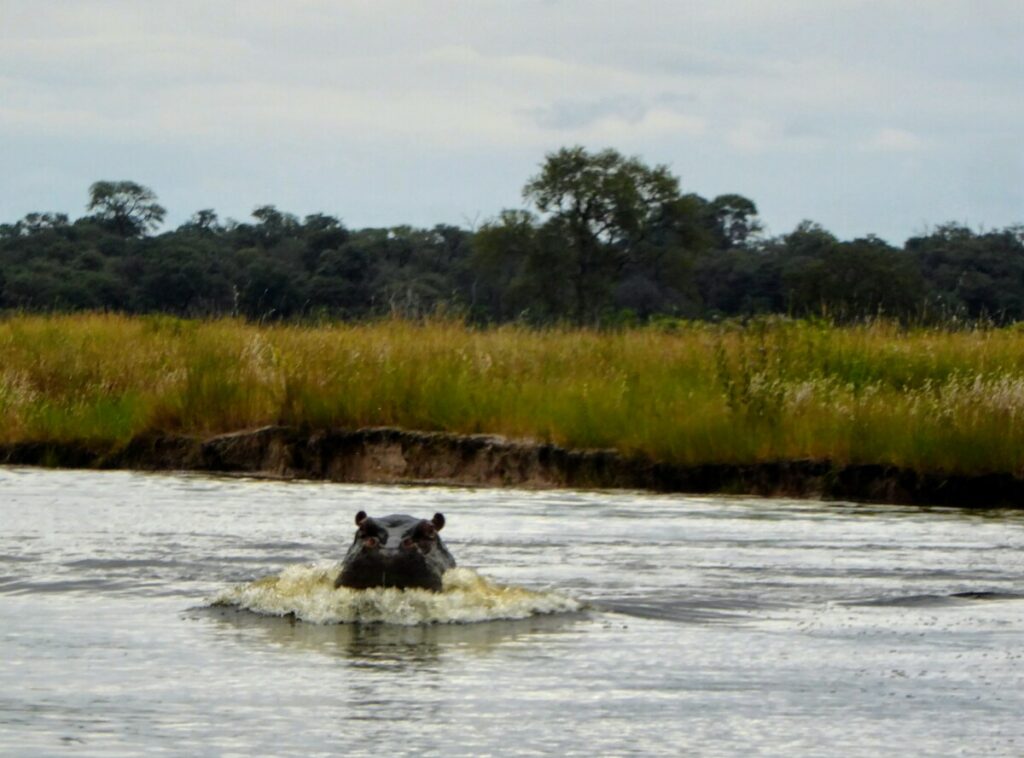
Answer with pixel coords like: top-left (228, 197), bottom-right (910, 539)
top-left (2, 468), bottom-right (1023, 755)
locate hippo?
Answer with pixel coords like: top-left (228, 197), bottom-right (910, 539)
top-left (334, 511), bottom-right (456, 592)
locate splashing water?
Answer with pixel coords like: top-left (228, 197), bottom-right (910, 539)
top-left (211, 562), bottom-right (582, 625)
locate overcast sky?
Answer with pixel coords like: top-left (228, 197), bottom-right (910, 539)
top-left (1, 0), bottom-right (1022, 243)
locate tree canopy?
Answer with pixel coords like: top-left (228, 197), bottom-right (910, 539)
top-left (521, 146), bottom-right (708, 322)
top-left (87, 181), bottom-right (166, 237)
top-left (1, 151), bottom-right (1022, 326)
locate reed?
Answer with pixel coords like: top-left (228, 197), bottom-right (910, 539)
top-left (3, 313), bottom-right (1024, 475)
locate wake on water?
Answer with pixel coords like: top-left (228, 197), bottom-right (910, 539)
top-left (211, 562), bottom-right (581, 625)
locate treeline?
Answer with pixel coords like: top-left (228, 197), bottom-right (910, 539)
top-left (2, 147), bottom-right (1022, 325)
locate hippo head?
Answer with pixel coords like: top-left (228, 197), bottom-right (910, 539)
top-left (334, 511), bottom-right (456, 592)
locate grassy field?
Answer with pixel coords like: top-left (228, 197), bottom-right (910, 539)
top-left (3, 313), bottom-right (1024, 475)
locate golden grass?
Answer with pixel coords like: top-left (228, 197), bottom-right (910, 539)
top-left (3, 313), bottom-right (1024, 474)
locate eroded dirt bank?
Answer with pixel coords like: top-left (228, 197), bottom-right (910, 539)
top-left (2, 425), bottom-right (1022, 508)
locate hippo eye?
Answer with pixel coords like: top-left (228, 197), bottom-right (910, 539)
top-left (410, 527), bottom-right (436, 553)
top-left (358, 526), bottom-right (387, 545)
top-left (414, 521), bottom-right (437, 540)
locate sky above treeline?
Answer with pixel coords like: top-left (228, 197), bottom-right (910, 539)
top-left (2, 1), bottom-right (1022, 244)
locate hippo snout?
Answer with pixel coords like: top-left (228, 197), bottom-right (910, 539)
top-left (334, 510), bottom-right (456, 592)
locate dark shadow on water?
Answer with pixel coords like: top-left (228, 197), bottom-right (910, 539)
top-left (951, 590), bottom-right (1024, 600)
top-left (599, 589), bottom-right (1024, 622)
top-left (595, 595), bottom-right (785, 624)
top-left (187, 605), bottom-right (588, 664)
top-left (842, 591), bottom-right (1024, 608)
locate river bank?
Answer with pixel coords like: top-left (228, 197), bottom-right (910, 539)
top-left (3, 425), bottom-right (1022, 508)
top-left (6, 314), bottom-right (1024, 504)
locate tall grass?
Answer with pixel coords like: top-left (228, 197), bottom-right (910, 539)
top-left (3, 313), bottom-right (1024, 475)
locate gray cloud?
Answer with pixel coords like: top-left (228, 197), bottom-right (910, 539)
top-left (0, 0), bottom-right (1022, 243)
top-left (529, 96), bottom-right (648, 130)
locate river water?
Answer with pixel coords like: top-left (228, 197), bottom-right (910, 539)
top-left (2, 467), bottom-right (1023, 756)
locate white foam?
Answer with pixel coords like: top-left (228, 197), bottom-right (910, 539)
top-left (211, 562), bottom-right (581, 625)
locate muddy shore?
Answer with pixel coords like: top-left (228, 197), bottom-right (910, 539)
top-left (2, 425), bottom-right (1021, 508)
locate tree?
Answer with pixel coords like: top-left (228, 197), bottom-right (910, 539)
top-left (907, 224), bottom-right (1024, 322)
top-left (301, 213), bottom-right (350, 270)
top-left (470, 210), bottom-right (561, 322)
top-left (87, 181), bottom-right (166, 236)
top-left (307, 245), bottom-right (373, 318)
top-left (704, 194), bottom-right (762, 250)
top-left (790, 237), bottom-right (921, 321)
top-left (239, 256), bottom-right (307, 320)
top-left (179, 209), bottom-right (220, 234)
top-left (17, 212), bottom-right (70, 236)
top-left (695, 248), bottom-right (782, 316)
top-left (236, 204), bottom-right (298, 250)
top-left (523, 146), bottom-right (686, 323)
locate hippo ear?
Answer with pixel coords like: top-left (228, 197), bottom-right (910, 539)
top-left (355, 511), bottom-right (368, 526)
top-left (432, 512), bottom-right (446, 531)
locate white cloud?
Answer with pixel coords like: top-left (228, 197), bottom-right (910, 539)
top-left (861, 128), bottom-right (930, 153)
top-left (0, 1), bottom-right (1022, 240)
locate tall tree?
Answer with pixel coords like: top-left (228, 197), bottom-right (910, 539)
top-left (87, 181), bottom-right (166, 237)
top-left (523, 146), bottom-right (686, 323)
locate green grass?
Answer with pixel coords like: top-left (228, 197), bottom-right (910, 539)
top-left (4, 313), bottom-right (1024, 475)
